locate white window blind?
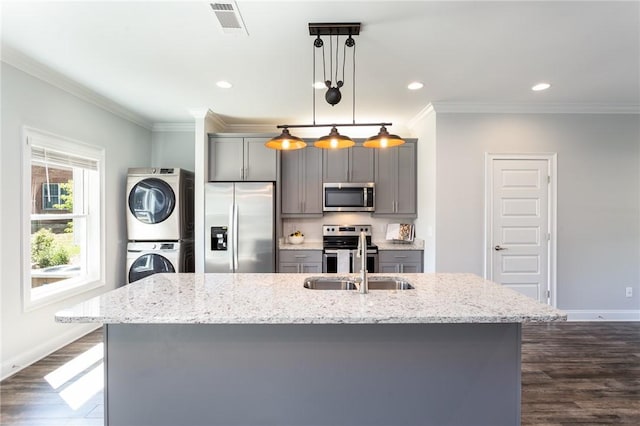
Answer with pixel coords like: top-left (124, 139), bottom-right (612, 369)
top-left (31, 146), bottom-right (99, 171)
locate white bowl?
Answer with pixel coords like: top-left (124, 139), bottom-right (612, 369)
top-left (288, 235), bottom-right (305, 245)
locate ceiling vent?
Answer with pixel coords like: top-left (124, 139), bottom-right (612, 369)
top-left (210, 2), bottom-right (248, 35)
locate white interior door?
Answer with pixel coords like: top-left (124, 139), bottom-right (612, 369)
top-left (487, 156), bottom-right (554, 303)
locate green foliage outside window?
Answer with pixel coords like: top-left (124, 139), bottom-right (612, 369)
top-left (31, 228), bottom-right (70, 268)
top-left (53, 181), bottom-right (74, 233)
top-left (53, 182), bottom-right (73, 211)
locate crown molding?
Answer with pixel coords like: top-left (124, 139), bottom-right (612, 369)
top-left (224, 123), bottom-right (279, 134)
top-left (1, 44), bottom-right (153, 130)
top-left (188, 108), bottom-right (213, 119)
top-left (407, 103), bottom-right (436, 129)
top-left (206, 111), bottom-right (228, 131)
top-left (189, 109), bottom-right (228, 131)
top-left (152, 122), bottom-right (195, 132)
top-left (430, 102), bottom-right (640, 114)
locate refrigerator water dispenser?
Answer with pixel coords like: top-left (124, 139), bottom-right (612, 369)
top-left (211, 226), bottom-right (228, 250)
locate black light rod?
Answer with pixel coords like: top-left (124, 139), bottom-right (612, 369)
top-left (277, 122), bottom-right (392, 129)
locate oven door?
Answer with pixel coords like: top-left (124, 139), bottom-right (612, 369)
top-left (323, 250), bottom-right (378, 273)
top-left (323, 250), bottom-right (355, 273)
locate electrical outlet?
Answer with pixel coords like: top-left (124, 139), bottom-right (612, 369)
top-left (625, 287), bottom-right (633, 298)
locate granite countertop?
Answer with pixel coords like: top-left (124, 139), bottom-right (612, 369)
top-left (55, 273), bottom-right (566, 325)
top-left (376, 239), bottom-right (424, 250)
top-left (279, 239), bottom-right (424, 251)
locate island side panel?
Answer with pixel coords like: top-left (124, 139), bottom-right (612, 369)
top-left (105, 323), bottom-right (521, 426)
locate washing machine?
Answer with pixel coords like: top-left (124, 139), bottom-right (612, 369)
top-left (126, 241), bottom-right (194, 284)
top-left (126, 168), bottom-right (194, 241)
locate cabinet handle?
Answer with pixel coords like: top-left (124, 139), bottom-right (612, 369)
top-left (245, 167), bottom-right (248, 179)
top-left (400, 264), bottom-right (404, 273)
top-left (394, 255), bottom-right (408, 258)
top-left (240, 168), bottom-right (244, 180)
top-left (294, 255), bottom-right (307, 258)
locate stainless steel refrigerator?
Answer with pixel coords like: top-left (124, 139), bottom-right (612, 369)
top-left (205, 182), bottom-right (275, 273)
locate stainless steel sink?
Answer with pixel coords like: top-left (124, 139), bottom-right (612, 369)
top-left (367, 276), bottom-right (414, 290)
top-left (303, 276), bottom-right (413, 290)
top-left (303, 277), bottom-right (357, 290)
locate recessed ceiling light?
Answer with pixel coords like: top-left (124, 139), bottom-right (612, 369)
top-left (531, 82), bottom-right (551, 91)
top-left (407, 82), bottom-right (424, 90)
top-left (216, 81), bottom-right (232, 89)
top-left (313, 81), bottom-right (325, 89)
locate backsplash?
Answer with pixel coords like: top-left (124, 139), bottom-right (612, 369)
top-left (282, 213), bottom-right (415, 242)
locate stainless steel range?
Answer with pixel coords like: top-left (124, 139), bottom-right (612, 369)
top-left (322, 225), bottom-right (378, 273)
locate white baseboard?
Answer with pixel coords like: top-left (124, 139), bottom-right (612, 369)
top-left (1, 323), bottom-right (101, 381)
top-left (565, 310), bottom-right (640, 322)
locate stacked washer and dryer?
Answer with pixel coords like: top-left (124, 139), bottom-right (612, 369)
top-left (125, 168), bottom-right (195, 284)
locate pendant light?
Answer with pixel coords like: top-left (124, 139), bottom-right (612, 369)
top-left (363, 126), bottom-right (405, 148)
top-left (265, 128), bottom-right (306, 150)
top-left (313, 127), bottom-right (354, 149)
top-left (266, 23), bottom-right (405, 150)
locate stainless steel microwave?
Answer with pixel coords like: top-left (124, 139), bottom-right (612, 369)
top-left (323, 183), bottom-right (375, 212)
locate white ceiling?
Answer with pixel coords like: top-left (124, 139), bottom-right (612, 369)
top-left (2, 1), bottom-right (639, 130)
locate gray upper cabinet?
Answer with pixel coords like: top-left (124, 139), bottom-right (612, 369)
top-left (281, 146), bottom-right (323, 216)
top-left (209, 137), bottom-right (277, 181)
top-left (323, 143), bottom-right (375, 183)
top-left (374, 140), bottom-right (417, 217)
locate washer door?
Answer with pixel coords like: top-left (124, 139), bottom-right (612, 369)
top-left (128, 253), bottom-right (176, 283)
top-left (128, 178), bottom-right (176, 224)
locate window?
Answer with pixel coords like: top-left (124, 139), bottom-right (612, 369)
top-left (42, 183), bottom-right (70, 210)
top-left (23, 127), bottom-right (105, 309)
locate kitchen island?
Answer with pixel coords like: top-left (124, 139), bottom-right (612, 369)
top-left (56, 273), bottom-right (565, 426)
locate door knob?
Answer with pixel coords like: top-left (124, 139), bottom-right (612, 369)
top-left (494, 245), bottom-right (507, 251)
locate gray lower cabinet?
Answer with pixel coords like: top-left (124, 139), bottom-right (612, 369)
top-left (279, 250), bottom-right (322, 273)
top-left (323, 143), bottom-right (375, 183)
top-left (374, 140), bottom-right (416, 217)
top-left (209, 137), bottom-right (277, 181)
top-left (378, 250), bottom-right (423, 273)
top-left (281, 146), bottom-right (322, 216)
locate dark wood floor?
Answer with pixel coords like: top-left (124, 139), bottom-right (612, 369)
top-left (521, 322), bottom-right (640, 425)
top-left (1, 322), bottom-right (638, 425)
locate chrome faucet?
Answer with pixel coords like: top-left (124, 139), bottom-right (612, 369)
top-left (356, 231), bottom-right (368, 293)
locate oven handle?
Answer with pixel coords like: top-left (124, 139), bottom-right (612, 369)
top-left (323, 249), bottom-right (357, 255)
top-left (324, 249), bottom-right (377, 254)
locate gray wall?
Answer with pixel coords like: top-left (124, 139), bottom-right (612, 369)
top-left (151, 130), bottom-right (195, 172)
top-left (0, 63), bottom-right (152, 378)
top-left (434, 113), bottom-right (640, 311)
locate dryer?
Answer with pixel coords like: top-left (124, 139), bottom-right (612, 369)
top-left (126, 241), bottom-right (194, 284)
top-left (126, 168), bottom-right (194, 241)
